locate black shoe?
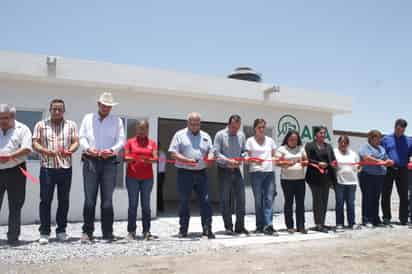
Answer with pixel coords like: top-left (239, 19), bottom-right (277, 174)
top-left (254, 228), bottom-right (264, 234)
top-left (315, 226), bottom-right (328, 233)
top-left (298, 228), bottom-right (308, 234)
top-left (263, 226), bottom-right (279, 236)
top-left (102, 234), bottom-right (115, 242)
top-left (235, 227), bottom-right (250, 235)
top-left (143, 232), bottom-right (154, 241)
top-left (383, 220), bottom-right (393, 228)
top-left (178, 231), bottom-right (188, 238)
top-left (224, 228), bottom-right (234, 236)
top-left (7, 238), bottom-right (19, 246)
top-left (202, 230), bottom-right (215, 239)
top-left (400, 221), bottom-right (408, 226)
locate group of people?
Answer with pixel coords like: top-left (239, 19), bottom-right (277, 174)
top-left (0, 91), bottom-right (411, 246)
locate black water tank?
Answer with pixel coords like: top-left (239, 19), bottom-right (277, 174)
top-left (228, 67), bottom-right (262, 82)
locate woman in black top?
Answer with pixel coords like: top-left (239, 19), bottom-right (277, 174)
top-left (305, 126), bottom-right (337, 233)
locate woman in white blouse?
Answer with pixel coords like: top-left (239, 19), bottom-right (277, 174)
top-left (245, 118), bottom-right (278, 236)
top-left (333, 135), bottom-right (361, 231)
top-left (276, 130), bottom-right (308, 234)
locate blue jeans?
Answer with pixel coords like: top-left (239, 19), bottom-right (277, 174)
top-left (82, 157), bottom-right (117, 237)
top-left (335, 183), bottom-right (356, 226)
top-left (358, 172), bottom-right (384, 225)
top-left (217, 167), bottom-right (246, 230)
top-left (250, 172), bottom-right (276, 229)
top-left (126, 177), bottom-right (153, 233)
top-left (177, 169), bottom-right (213, 233)
top-left (39, 167), bottom-right (72, 235)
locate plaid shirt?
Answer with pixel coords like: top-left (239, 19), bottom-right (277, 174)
top-left (33, 119), bottom-right (78, 168)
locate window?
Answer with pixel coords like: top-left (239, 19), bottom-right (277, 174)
top-left (115, 117), bottom-right (147, 188)
top-left (15, 110), bottom-right (44, 160)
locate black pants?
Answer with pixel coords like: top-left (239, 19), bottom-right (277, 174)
top-left (281, 179), bottom-right (306, 230)
top-left (309, 183), bottom-right (330, 226)
top-left (0, 163), bottom-right (26, 241)
top-left (382, 167), bottom-right (409, 223)
top-left (217, 167), bottom-right (246, 231)
top-left (82, 157), bottom-right (117, 237)
top-left (157, 172), bottom-right (165, 212)
top-left (39, 167), bottom-right (72, 235)
top-left (359, 172), bottom-right (384, 225)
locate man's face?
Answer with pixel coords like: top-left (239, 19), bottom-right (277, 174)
top-left (50, 103), bottom-right (65, 121)
top-left (0, 112), bottom-right (12, 130)
top-left (187, 117), bottom-right (201, 133)
top-left (395, 126), bottom-right (406, 136)
top-left (228, 121), bottom-right (241, 135)
top-left (98, 102), bottom-right (112, 117)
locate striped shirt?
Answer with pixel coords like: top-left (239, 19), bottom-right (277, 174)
top-left (33, 119), bottom-right (78, 168)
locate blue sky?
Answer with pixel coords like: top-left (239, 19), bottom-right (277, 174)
top-left (1, 0), bottom-right (411, 134)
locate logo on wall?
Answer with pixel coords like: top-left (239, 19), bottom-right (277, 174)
top-left (277, 114), bottom-right (331, 142)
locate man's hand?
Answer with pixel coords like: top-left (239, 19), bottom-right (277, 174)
top-left (0, 155), bottom-right (11, 163)
top-left (86, 148), bottom-right (100, 157)
top-left (100, 149), bottom-right (115, 159)
top-left (384, 159), bottom-right (395, 167)
top-left (227, 158), bottom-right (240, 168)
top-left (318, 162), bottom-right (328, 169)
top-left (43, 149), bottom-right (57, 158)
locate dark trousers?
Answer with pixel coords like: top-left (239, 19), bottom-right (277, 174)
top-left (217, 167), bottom-right (246, 231)
top-left (250, 172), bottom-right (276, 229)
top-left (126, 177), bottom-right (153, 233)
top-left (382, 167), bottom-right (409, 223)
top-left (335, 184), bottom-right (356, 226)
top-left (0, 163), bottom-right (26, 241)
top-left (409, 171), bottom-right (412, 222)
top-left (39, 167), bottom-right (72, 235)
top-left (309, 183), bottom-right (330, 226)
top-left (82, 158), bottom-right (117, 237)
top-left (177, 169), bottom-right (212, 233)
top-left (157, 172), bottom-right (165, 212)
top-left (281, 179), bottom-right (306, 230)
top-left (359, 172), bottom-right (384, 225)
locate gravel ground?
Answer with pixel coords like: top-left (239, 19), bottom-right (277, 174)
top-left (0, 210), bottom-right (341, 265)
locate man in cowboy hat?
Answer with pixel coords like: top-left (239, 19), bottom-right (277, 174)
top-left (79, 92), bottom-right (125, 243)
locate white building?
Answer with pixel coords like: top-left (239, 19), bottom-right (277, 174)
top-left (0, 51), bottom-right (352, 224)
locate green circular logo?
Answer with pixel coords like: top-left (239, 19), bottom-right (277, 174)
top-left (277, 114), bottom-right (300, 138)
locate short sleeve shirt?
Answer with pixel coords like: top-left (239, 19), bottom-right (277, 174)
top-left (168, 128), bottom-right (213, 170)
top-left (125, 137), bottom-right (157, 180)
top-left (245, 136), bottom-right (277, 172)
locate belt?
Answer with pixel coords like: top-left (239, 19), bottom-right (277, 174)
top-left (179, 168), bottom-right (206, 173)
top-left (81, 154), bottom-right (116, 161)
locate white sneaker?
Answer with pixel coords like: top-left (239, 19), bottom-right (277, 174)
top-left (56, 232), bottom-right (68, 242)
top-left (39, 235), bottom-right (49, 245)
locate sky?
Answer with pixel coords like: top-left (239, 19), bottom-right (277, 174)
top-left (1, 0), bottom-right (411, 134)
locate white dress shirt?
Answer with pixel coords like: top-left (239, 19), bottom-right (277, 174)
top-left (79, 113), bottom-right (125, 153)
top-left (0, 120), bottom-right (33, 169)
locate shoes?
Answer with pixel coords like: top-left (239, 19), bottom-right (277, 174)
top-left (80, 233), bottom-right (93, 244)
top-left (298, 228), bottom-right (308, 234)
top-left (126, 232), bottom-right (136, 241)
top-left (143, 232), bottom-right (154, 241)
top-left (56, 232), bottom-right (68, 242)
top-left (102, 234), bottom-right (116, 243)
top-left (350, 224), bottom-right (362, 230)
top-left (315, 226), bottom-right (329, 233)
top-left (287, 228), bottom-right (295, 234)
top-left (39, 235), bottom-right (49, 245)
top-left (7, 238), bottom-right (20, 246)
top-left (178, 230), bottom-right (188, 238)
top-left (224, 229), bottom-right (235, 236)
top-left (383, 220), bottom-right (393, 228)
top-left (263, 226), bottom-right (279, 236)
top-left (335, 225), bottom-right (344, 232)
top-left (235, 227), bottom-right (250, 236)
top-left (253, 228), bottom-right (264, 234)
top-left (202, 230), bottom-right (215, 239)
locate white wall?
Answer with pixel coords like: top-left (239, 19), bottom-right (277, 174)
top-left (1, 78), bottom-right (338, 224)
